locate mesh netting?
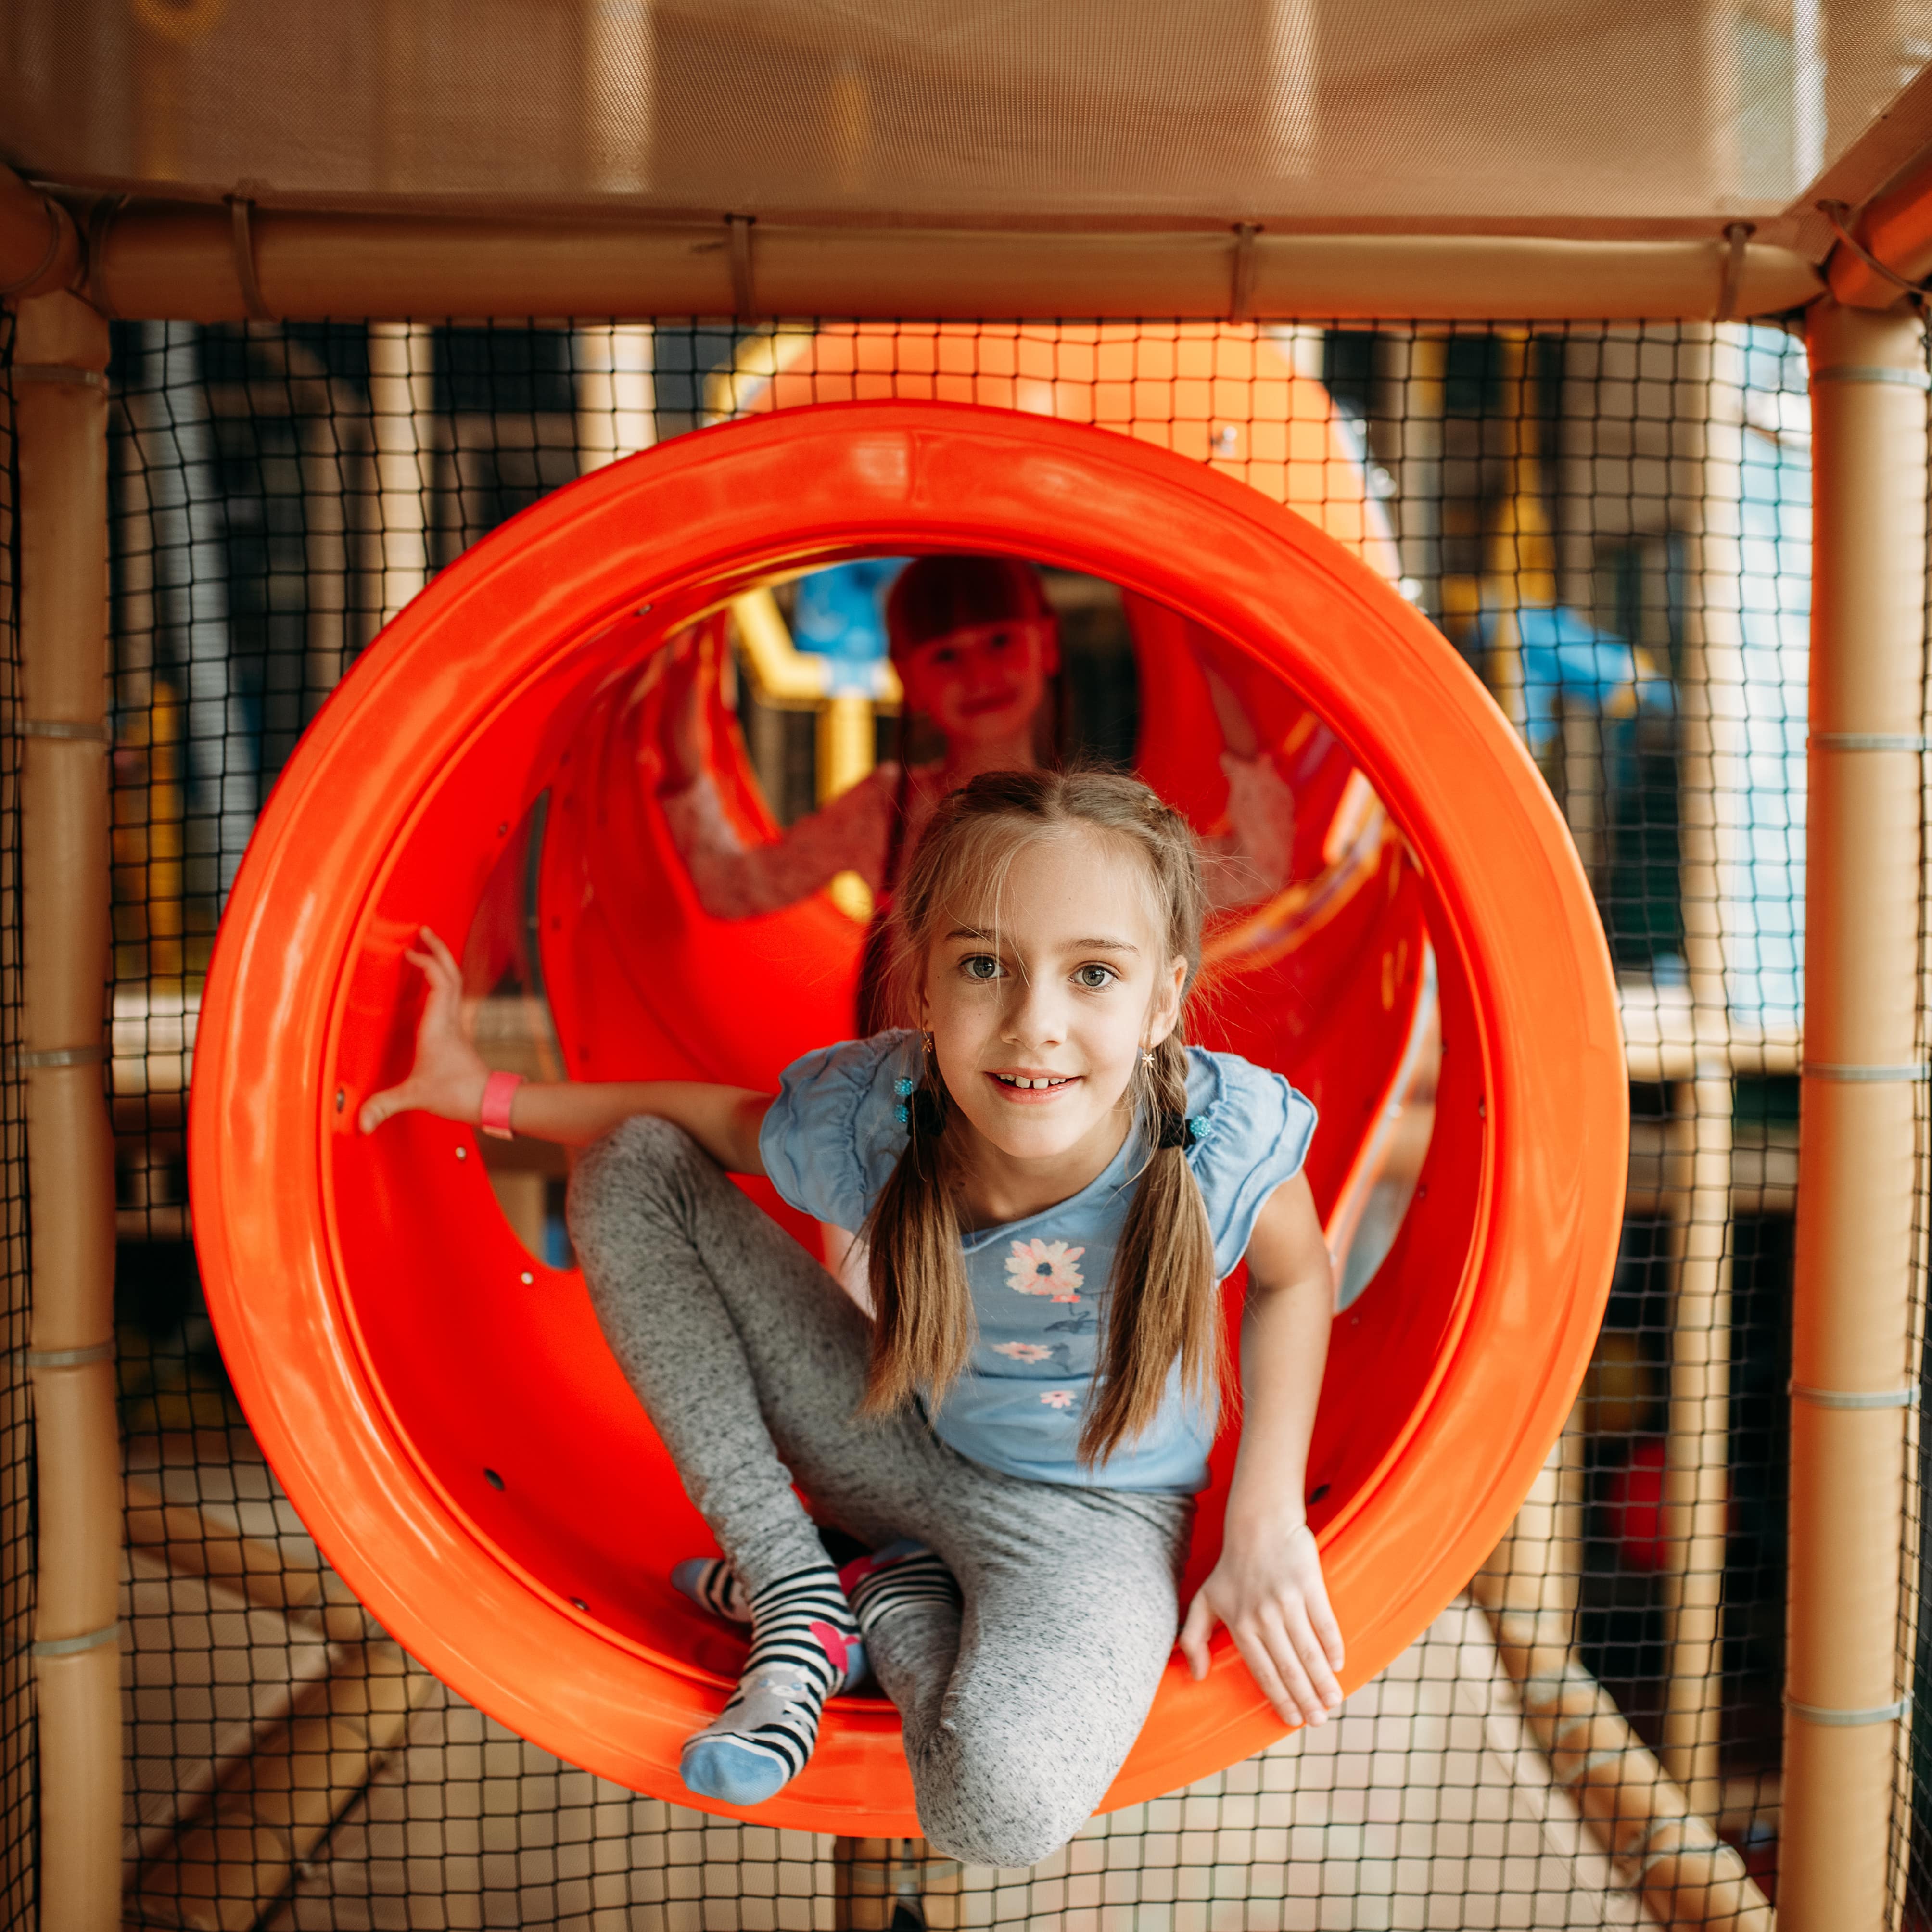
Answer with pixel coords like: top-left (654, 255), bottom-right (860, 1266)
top-left (1902, 331), bottom-right (1932, 1932)
top-left (0, 311), bottom-right (38, 1932)
top-left (59, 315), bottom-right (1856, 1928)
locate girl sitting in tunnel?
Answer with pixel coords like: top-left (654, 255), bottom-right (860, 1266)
top-left (359, 766), bottom-right (1341, 1869)
top-left (658, 554), bottom-right (1296, 1029)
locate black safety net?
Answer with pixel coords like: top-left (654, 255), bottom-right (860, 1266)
top-left (1901, 330), bottom-right (1932, 1932)
top-left (0, 310), bottom-right (39, 1932)
top-left (69, 315), bottom-right (1840, 1929)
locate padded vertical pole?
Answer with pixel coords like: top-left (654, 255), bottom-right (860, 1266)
top-left (576, 324), bottom-right (657, 470)
top-left (1782, 298), bottom-right (1928, 1930)
top-left (12, 289), bottom-right (120, 1930)
top-left (368, 321), bottom-right (433, 626)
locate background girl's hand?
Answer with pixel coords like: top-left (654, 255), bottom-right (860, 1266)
top-left (1178, 1520), bottom-right (1344, 1728)
top-left (357, 928), bottom-right (490, 1134)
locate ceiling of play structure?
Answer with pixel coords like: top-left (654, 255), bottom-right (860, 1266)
top-left (5, 0), bottom-right (1932, 251)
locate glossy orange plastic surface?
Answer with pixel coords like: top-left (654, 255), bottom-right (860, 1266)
top-left (189, 400), bottom-right (1627, 1832)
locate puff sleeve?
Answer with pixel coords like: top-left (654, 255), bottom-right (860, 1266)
top-left (757, 1031), bottom-right (919, 1229)
top-left (1182, 1048), bottom-right (1319, 1280)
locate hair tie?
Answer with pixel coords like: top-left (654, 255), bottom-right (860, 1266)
top-left (1157, 1111), bottom-right (1204, 1151)
top-left (892, 1076), bottom-right (946, 1135)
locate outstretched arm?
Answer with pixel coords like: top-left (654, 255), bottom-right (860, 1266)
top-left (1195, 657), bottom-right (1294, 909)
top-left (1177, 1172), bottom-right (1344, 1727)
top-left (357, 928), bottom-right (772, 1172)
top-left (662, 763), bottom-right (898, 921)
top-left (657, 626), bottom-right (898, 921)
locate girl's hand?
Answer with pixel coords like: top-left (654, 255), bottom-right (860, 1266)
top-left (1178, 1520), bottom-right (1345, 1728)
top-left (357, 928), bottom-right (490, 1134)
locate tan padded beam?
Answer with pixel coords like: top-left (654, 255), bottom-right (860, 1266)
top-left (129, 1639), bottom-right (435, 1930)
top-left (1473, 1427), bottom-right (1772, 1929)
top-left (77, 199), bottom-right (1822, 323)
top-left (0, 166), bottom-right (79, 305)
top-left (11, 289), bottom-right (120, 1932)
top-left (1780, 299), bottom-right (1929, 1932)
top-left (1828, 153), bottom-right (1932, 309)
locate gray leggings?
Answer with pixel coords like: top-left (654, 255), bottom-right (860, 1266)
top-left (568, 1116), bottom-right (1193, 1869)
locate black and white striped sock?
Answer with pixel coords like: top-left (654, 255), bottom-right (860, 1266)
top-left (672, 1524), bottom-right (872, 1627)
top-left (842, 1539), bottom-right (961, 1637)
top-left (678, 1565), bottom-right (864, 1807)
top-left (671, 1555), bottom-right (752, 1623)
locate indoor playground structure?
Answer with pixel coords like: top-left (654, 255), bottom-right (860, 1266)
top-left (3, 9), bottom-right (1932, 1932)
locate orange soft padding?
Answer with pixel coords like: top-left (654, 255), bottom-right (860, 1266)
top-left (189, 400), bottom-right (1626, 1834)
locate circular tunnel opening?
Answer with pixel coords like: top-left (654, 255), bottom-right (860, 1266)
top-left (192, 401), bottom-right (1624, 1829)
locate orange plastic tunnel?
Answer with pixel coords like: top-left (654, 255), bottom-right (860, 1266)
top-left (188, 394), bottom-right (1627, 1833)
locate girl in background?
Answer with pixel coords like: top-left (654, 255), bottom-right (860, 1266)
top-left (660, 556), bottom-right (1295, 1030)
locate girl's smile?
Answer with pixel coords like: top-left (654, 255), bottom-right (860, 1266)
top-left (986, 1068), bottom-right (1083, 1103)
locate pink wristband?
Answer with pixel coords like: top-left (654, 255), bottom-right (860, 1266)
top-left (479, 1070), bottom-right (525, 1141)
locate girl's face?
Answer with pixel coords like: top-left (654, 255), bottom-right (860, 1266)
top-left (896, 619), bottom-right (1058, 749)
top-left (920, 827), bottom-right (1186, 1176)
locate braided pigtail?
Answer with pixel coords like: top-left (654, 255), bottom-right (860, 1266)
top-left (861, 1039), bottom-right (974, 1416)
top-left (1078, 1031), bottom-right (1219, 1466)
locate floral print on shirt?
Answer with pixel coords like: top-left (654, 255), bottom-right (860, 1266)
top-left (992, 1341), bottom-right (1054, 1363)
top-left (1039, 1389), bottom-right (1077, 1410)
top-left (1004, 1237), bottom-right (1085, 1302)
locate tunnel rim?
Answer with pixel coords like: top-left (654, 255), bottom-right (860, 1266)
top-left (189, 398), bottom-right (1627, 1829)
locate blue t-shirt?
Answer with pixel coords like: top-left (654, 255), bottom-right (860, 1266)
top-left (759, 1031), bottom-right (1317, 1494)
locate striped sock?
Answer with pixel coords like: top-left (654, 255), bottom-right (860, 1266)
top-left (672, 1555), bottom-right (752, 1623)
top-left (842, 1539), bottom-right (961, 1638)
top-left (672, 1526), bottom-right (871, 1627)
top-left (678, 1566), bottom-right (864, 1807)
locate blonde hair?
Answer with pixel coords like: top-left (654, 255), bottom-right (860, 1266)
top-left (861, 768), bottom-right (1218, 1465)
